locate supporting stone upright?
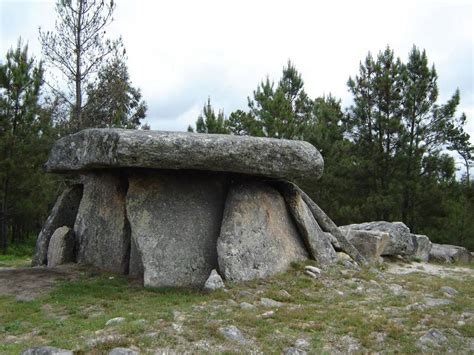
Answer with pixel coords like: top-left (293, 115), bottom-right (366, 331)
top-left (32, 184), bottom-right (83, 266)
top-left (217, 181), bottom-right (308, 281)
top-left (126, 170), bottom-right (228, 287)
top-left (74, 172), bottom-right (130, 274)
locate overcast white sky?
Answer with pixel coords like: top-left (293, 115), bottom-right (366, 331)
top-left (0, 0), bottom-right (473, 145)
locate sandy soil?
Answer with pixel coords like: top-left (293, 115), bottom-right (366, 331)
top-left (387, 261), bottom-right (474, 279)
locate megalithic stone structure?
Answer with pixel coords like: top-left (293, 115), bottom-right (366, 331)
top-left (35, 128), bottom-right (366, 287)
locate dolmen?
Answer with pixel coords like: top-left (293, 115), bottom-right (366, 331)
top-left (33, 129), bottom-right (367, 288)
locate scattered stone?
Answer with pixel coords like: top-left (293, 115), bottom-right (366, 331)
top-left (277, 290), bottom-right (292, 299)
top-left (412, 234), bottom-right (432, 262)
top-left (218, 325), bottom-right (249, 344)
top-left (172, 323), bottom-right (183, 333)
top-left (388, 283), bottom-right (405, 296)
top-left (283, 347), bottom-right (307, 355)
top-left (440, 286), bottom-right (458, 297)
top-left (342, 229), bottom-right (389, 263)
top-left (429, 243), bottom-right (472, 264)
top-left (305, 270), bottom-right (320, 279)
top-left (32, 184), bottom-right (83, 266)
top-left (260, 297), bottom-right (284, 308)
top-left (127, 171), bottom-right (227, 287)
top-left (260, 310), bottom-right (275, 318)
top-left (340, 221), bottom-right (415, 257)
top-left (47, 226), bottom-right (75, 267)
top-left (417, 328), bottom-right (448, 348)
top-left (294, 338), bottom-right (310, 349)
top-left (424, 297), bottom-right (453, 307)
top-left (86, 335), bottom-right (126, 348)
top-left (227, 299), bottom-right (238, 306)
top-left (204, 269), bottom-right (225, 291)
top-left (105, 317), bottom-right (126, 326)
top-left (109, 348), bottom-right (139, 355)
top-left (21, 347), bottom-right (73, 355)
top-left (218, 181), bottom-right (308, 282)
top-left (304, 265), bottom-right (321, 275)
top-left (240, 302), bottom-right (256, 310)
top-left (238, 290), bottom-right (254, 298)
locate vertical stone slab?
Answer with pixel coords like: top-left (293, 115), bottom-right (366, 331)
top-left (217, 181), bottom-right (309, 282)
top-left (74, 172), bottom-right (130, 274)
top-left (32, 184), bottom-right (83, 266)
top-left (126, 171), bottom-right (227, 288)
top-left (47, 226), bottom-right (75, 267)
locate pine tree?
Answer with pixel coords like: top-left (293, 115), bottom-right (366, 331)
top-left (39, 0), bottom-right (122, 128)
top-left (0, 40), bottom-right (56, 253)
top-left (82, 55), bottom-right (147, 128)
top-left (188, 98), bottom-right (230, 134)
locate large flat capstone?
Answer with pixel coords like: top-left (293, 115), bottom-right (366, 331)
top-left (44, 129), bottom-right (323, 188)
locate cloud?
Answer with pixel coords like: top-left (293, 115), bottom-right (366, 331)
top-left (0, 0), bottom-right (472, 144)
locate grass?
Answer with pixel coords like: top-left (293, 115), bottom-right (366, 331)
top-left (0, 259), bottom-right (473, 354)
top-left (0, 236), bottom-right (36, 267)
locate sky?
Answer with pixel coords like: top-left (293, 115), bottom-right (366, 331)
top-left (0, 0), bottom-right (473, 147)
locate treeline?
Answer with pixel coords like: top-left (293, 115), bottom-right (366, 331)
top-left (0, 0), bottom-right (148, 253)
top-left (188, 48), bottom-right (473, 250)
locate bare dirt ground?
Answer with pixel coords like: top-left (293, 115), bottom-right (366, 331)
top-left (387, 261), bottom-right (474, 279)
top-left (0, 264), bottom-right (82, 301)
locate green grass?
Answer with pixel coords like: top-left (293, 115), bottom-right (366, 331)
top-left (0, 261), bottom-right (473, 354)
top-left (0, 237), bottom-right (36, 267)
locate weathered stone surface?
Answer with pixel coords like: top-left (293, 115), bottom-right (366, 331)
top-left (412, 234), bottom-right (432, 262)
top-left (109, 348), bottom-right (139, 355)
top-left (282, 188), bottom-right (337, 266)
top-left (340, 221), bottom-right (415, 257)
top-left (218, 325), bottom-right (249, 344)
top-left (21, 347), bottom-right (72, 355)
top-left (429, 243), bottom-right (472, 264)
top-left (44, 128), bottom-right (324, 188)
top-left (204, 269), bottom-right (225, 291)
top-left (339, 229), bottom-right (390, 263)
top-left (126, 171), bottom-right (227, 287)
top-left (32, 185), bottom-right (83, 266)
top-left (417, 329), bottom-right (448, 348)
top-left (47, 226), bottom-right (75, 267)
top-left (74, 172), bottom-right (130, 274)
top-left (217, 181), bottom-right (309, 282)
top-left (128, 237), bottom-right (143, 279)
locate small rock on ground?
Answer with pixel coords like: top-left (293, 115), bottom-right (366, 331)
top-left (304, 265), bottom-right (321, 274)
top-left (424, 297), bottom-right (453, 307)
top-left (21, 347), bottom-right (73, 355)
top-left (105, 317), bottom-right (125, 326)
top-left (417, 328), bottom-right (448, 348)
top-left (294, 338), bottom-right (310, 349)
top-left (284, 347), bottom-right (307, 355)
top-left (260, 297), bottom-right (284, 308)
top-left (240, 302), bottom-right (256, 310)
top-left (440, 286), bottom-right (458, 297)
top-left (204, 269), bottom-right (225, 291)
top-left (218, 325), bottom-right (249, 344)
top-left (109, 348), bottom-right (139, 355)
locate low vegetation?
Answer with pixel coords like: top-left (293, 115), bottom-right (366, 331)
top-left (1, 257), bottom-right (472, 354)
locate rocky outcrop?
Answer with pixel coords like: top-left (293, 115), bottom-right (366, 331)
top-left (341, 229), bottom-right (390, 264)
top-left (429, 243), bottom-right (472, 264)
top-left (44, 128), bottom-right (324, 189)
top-left (412, 234), bottom-right (432, 262)
top-left (341, 221), bottom-right (415, 257)
top-left (126, 171), bottom-right (227, 287)
top-left (74, 172), bottom-right (130, 274)
top-left (47, 226), bottom-right (75, 267)
top-left (217, 181), bottom-right (308, 281)
top-left (32, 184), bottom-right (83, 266)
